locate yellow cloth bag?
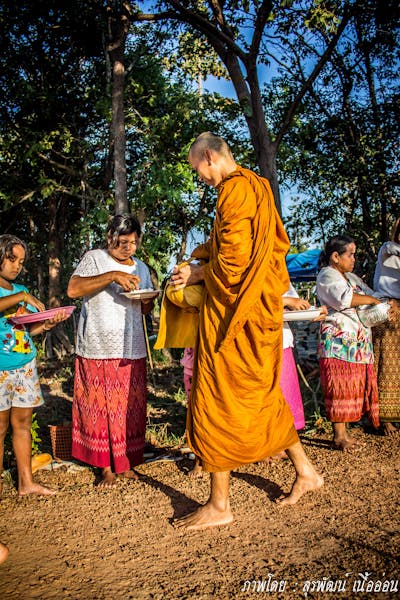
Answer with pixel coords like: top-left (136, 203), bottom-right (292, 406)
top-left (154, 282), bottom-right (203, 349)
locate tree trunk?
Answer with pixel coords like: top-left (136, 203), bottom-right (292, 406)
top-left (356, 21), bottom-right (389, 244)
top-left (110, 44), bottom-right (128, 214)
top-left (107, 1), bottom-right (131, 215)
top-left (46, 196), bottom-right (74, 358)
top-left (224, 53), bottom-right (282, 214)
top-left (48, 196), bottom-right (62, 307)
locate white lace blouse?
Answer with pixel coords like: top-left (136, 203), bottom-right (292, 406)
top-left (72, 249), bottom-right (152, 360)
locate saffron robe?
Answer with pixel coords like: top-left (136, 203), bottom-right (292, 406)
top-left (187, 166), bottom-right (299, 472)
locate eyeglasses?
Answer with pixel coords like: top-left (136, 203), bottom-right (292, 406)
top-left (118, 240), bottom-right (138, 248)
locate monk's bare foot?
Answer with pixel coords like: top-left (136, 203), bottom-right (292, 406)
top-left (117, 470), bottom-right (139, 480)
top-left (259, 450), bottom-right (288, 465)
top-left (277, 469), bottom-right (324, 506)
top-left (188, 460), bottom-right (203, 478)
top-left (98, 469), bottom-right (117, 488)
top-left (258, 456), bottom-right (272, 465)
top-left (0, 542), bottom-right (9, 565)
top-left (333, 436), bottom-right (364, 452)
top-left (272, 450), bottom-right (288, 460)
top-left (174, 502), bottom-right (233, 531)
top-left (382, 422), bottom-right (399, 436)
top-left (18, 482), bottom-right (57, 496)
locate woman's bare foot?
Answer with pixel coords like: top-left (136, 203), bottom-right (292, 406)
top-left (332, 422), bottom-right (364, 452)
top-left (98, 468), bottom-right (117, 488)
top-left (277, 469), bottom-right (324, 506)
top-left (174, 501), bottom-right (233, 531)
top-left (18, 482), bottom-right (57, 496)
top-left (333, 436), bottom-right (364, 452)
top-left (117, 470), bottom-right (139, 480)
top-left (382, 422), bottom-right (399, 436)
top-left (0, 542), bottom-right (9, 565)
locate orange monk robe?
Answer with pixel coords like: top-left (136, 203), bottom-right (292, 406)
top-left (186, 166), bottom-right (299, 473)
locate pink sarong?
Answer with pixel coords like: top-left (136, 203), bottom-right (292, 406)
top-left (280, 348), bottom-right (305, 430)
top-left (72, 356), bottom-right (147, 473)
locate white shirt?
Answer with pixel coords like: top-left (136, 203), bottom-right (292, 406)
top-left (373, 241), bottom-right (400, 299)
top-left (72, 249), bottom-right (152, 359)
top-left (282, 283), bottom-right (298, 349)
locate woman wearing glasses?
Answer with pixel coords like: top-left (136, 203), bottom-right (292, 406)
top-left (67, 214), bottom-right (154, 487)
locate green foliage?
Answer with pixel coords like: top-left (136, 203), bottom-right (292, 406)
top-left (274, 4), bottom-right (400, 264)
top-left (303, 410), bottom-right (332, 436)
top-left (30, 413), bottom-right (42, 455)
top-left (1, 0), bottom-right (399, 298)
top-left (304, 0), bottom-right (340, 33)
top-left (173, 387), bottom-right (188, 406)
top-left (145, 422), bottom-right (184, 448)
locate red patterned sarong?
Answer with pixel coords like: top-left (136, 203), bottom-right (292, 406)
top-left (319, 358), bottom-right (379, 428)
top-left (280, 348), bottom-right (305, 430)
top-left (72, 356), bottom-right (147, 473)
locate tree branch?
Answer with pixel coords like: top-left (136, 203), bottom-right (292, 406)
top-left (248, 0), bottom-right (273, 66)
top-left (134, 2), bottom-right (247, 63)
top-left (275, 6), bottom-right (351, 146)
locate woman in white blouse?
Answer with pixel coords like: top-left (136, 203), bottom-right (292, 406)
top-left (373, 217), bottom-right (400, 435)
top-left (67, 214), bottom-right (154, 487)
top-left (316, 235), bottom-right (384, 451)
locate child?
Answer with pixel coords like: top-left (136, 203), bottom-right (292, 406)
top-left (0, 234), bottom-right (68, 496)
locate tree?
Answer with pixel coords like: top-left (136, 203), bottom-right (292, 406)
top-left (0, 0), bottom-right (108, 355)
top-left (277, 1), bottom-right (399, 278)
top-left (119, 39), bottom-right (247, 271)
top-left (134, 0), bottom-right (352, 213)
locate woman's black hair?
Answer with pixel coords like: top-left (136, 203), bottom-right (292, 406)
top-left (0, 234), bottom-right (28, 266)
top-left (319, 235), bottom-right (355, 268)
top-left (106, 214), bottom-right (142, 248)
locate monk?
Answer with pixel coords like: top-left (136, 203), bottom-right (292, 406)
top-left (172, 132), bottom-right (323, 531)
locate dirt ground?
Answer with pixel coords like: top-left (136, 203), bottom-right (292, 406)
top-left (0, 361), bottom-right (399, 600)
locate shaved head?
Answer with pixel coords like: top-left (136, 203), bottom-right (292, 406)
top-left (189, 132), bottom-right (233, 161)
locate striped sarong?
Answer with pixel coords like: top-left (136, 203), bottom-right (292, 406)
top-left (319, 357), bottom-right (379, 427)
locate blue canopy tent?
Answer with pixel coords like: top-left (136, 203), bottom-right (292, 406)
top-left (286, 249), bottom-right (322, 282)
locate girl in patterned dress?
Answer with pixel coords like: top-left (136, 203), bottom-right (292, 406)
top-left (0, 235), bottom-right (67, 496)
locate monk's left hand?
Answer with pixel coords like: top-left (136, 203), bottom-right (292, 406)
top-left (170, 263), bottom-right (203, 289)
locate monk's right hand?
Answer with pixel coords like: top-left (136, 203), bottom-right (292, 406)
top-left (112, 272), bottom-right (141, 292)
